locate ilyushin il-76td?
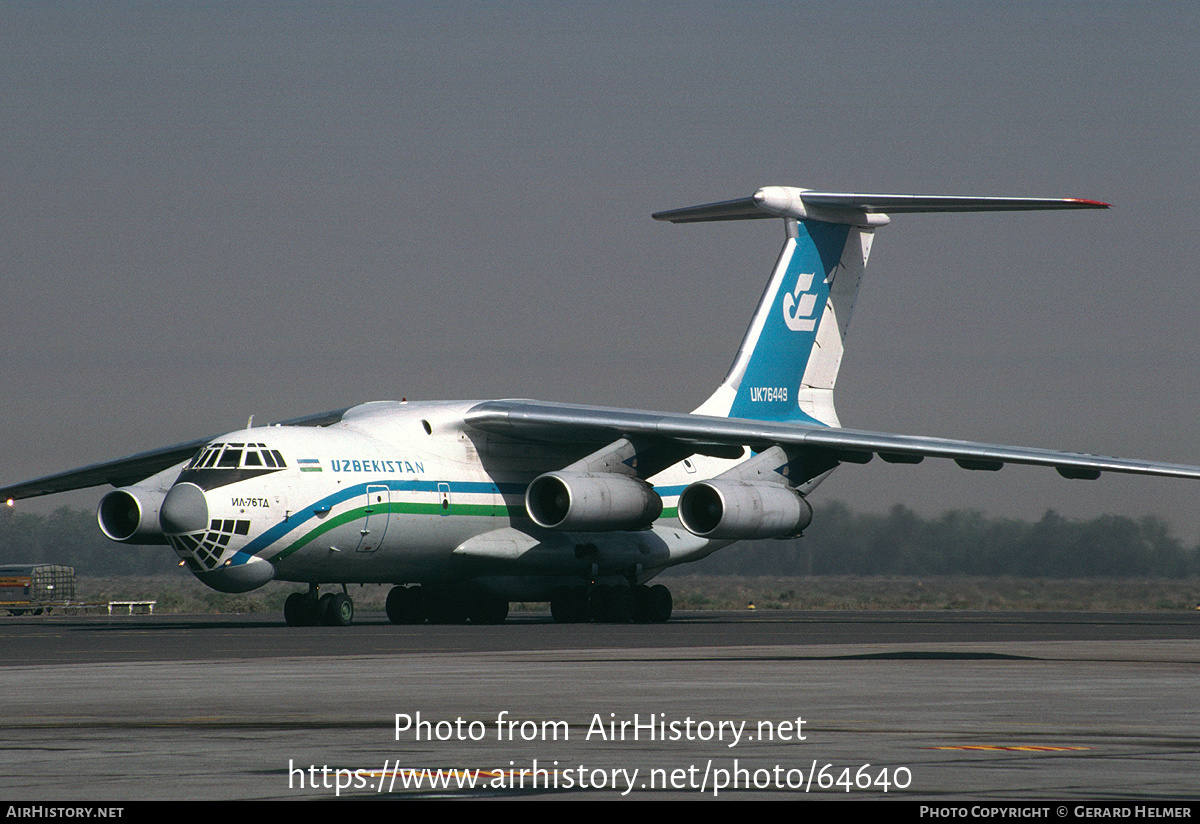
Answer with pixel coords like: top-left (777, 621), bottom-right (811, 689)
top-left (6, 186), bottom-right (1199, 626)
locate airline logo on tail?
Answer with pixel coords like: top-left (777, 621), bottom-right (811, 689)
top-left (782, 271), bottom-right (821, 332)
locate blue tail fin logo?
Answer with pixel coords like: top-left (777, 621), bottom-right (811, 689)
top-left (782, 271), bottom-right (820, 332)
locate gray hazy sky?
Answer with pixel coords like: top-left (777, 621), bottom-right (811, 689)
top-left (4, 2), bottom-right (1200, 539)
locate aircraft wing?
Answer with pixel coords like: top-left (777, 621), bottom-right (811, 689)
top-left (1, 408), bottom-right (351, 502)
top-left (1, 439), bottom-right (212, 501)
top-left (465, 400), bottom-right (1200, 482)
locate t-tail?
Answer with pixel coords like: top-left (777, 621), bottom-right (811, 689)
top-left (654, 187), bottom-right (1108, 427)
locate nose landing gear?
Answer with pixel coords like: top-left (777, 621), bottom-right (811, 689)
top-left (284, 585), bottom-right (355, 627)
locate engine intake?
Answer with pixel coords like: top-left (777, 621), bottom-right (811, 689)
top-left (526, 472), bottom-right (663, 531)
top-left (97, 486), bottom-right (171, 545)
top-left (678, 480), bottom-right (813, 539)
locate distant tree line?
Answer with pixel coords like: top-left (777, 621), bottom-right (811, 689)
top-left (0, 507), bottom-right (179, 576)
top-left (698, 502), bottom-right (1200, 578)
top-left (3, 502), bottom-right (1199, 579)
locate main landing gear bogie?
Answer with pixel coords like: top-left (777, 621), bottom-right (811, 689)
top-left (549, 583), bottom-right (672, 624)
top-left (384, 585), bottom-right (509, 625)
top-left (283, 582), bottom-right (672, 626)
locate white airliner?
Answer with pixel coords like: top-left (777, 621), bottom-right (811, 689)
top-left (5, 186), bottom-right (1200, 626)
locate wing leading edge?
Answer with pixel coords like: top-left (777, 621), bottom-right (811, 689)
top-left (465, 400), bottom-right (1200, 482)
top-left (1, 408), bottom-right (351, 502)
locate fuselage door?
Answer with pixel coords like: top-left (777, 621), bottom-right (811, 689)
top-left (356, 484), bottom-right (391, 553)
top-left (438, 482), bottom-right (451, 516)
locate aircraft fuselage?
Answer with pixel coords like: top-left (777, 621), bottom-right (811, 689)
top-left (161, 400), bottom-right (722, 599)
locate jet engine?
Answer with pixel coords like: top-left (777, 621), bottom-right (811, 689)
top-left (525, 471), bottom-right (663, 531)
top-left (97, 486), bottom-right (171, 544)
top-left (677, 479), bottom-right (813, 540)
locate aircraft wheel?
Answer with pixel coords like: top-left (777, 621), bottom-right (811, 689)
top-left (549, 590), bottom-right (576, 623)
top-left (426, 592), bottom-right (469, 624)
top-left (588, 585), bottom-right (634, 623)
top-left (317, 593), bottom-right (336, 625)
top-left (386, 585), bottom-right (425, 624)
top-left (573, 586), bottom-right (592, 621)
top-left (646, 584), bottom-right (672, 623)
top-left (589, 585), bottom-right (613, 622)
top-left (284, 592), bottom-right (316, 627)
top-left (606, 586), bottom-right (634, 623)
top-left (550, 586), bottom-right (589, 622)
top-left (469, 596), bottom-right (509, 624)
top-left (385, 585), bottom-right (407, 623)
top-left (325, 593), bottom-right (354, 626)
top-left (632, 584), bottom-right (653, 622)
top-left (549, 587), bottom-right (570, 622)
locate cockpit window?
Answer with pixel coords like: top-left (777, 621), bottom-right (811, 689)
top-left (189, 443), bottom-right (287, 470)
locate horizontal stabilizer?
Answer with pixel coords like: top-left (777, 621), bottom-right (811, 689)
top-left (652, 187), bottom-right (1109, 224)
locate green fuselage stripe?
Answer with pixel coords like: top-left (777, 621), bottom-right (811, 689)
top-left (265, 501), bottom-right (684, 564)
top-left (266, 501), bottom-right (521, 563)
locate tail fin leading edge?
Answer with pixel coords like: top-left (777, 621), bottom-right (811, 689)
top-left (656, 187), bottom-right (1108, 427)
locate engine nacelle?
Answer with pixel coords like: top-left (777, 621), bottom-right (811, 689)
top-left (97, 486), bottom-right (170, 545)
top-left (525, 472), bottom-right (663, 531)
top-left (677, 480), bottom-right (813, 540)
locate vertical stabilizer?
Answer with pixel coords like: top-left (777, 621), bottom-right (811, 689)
top-left (653, 187), bottom-right (1106, 427)
top-left (689, 217), bottom-right (872, 426)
